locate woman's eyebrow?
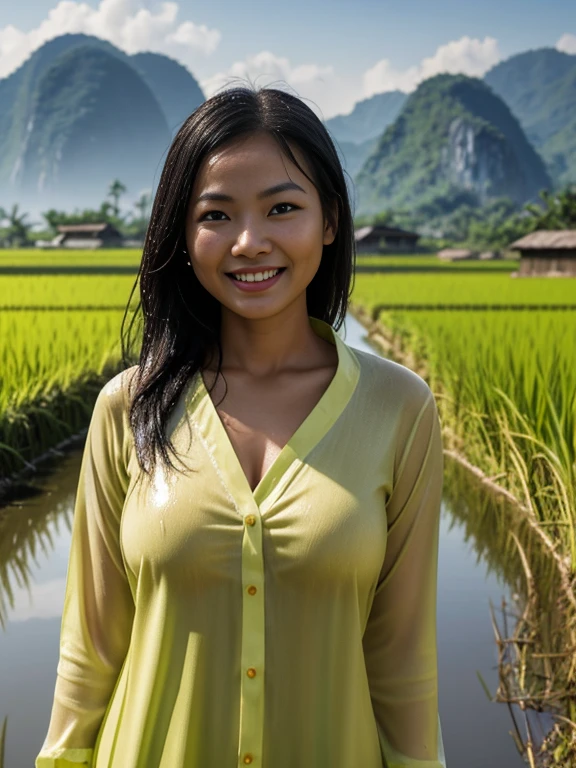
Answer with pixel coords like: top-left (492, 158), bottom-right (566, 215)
top-left (195, 181), bottom-right (307, 205)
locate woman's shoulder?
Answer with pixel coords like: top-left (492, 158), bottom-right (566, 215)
top-left (352, 347), bottom-right (434, 415)
top-left (91, 366), bottom-right (141, 465)
top-left (97, 364), bottom-right (140, 420)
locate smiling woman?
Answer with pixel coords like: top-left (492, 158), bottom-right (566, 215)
top-left (184, 130), bottom-right (337, 321)
top-left (36, 85), bottom-right (446, 768)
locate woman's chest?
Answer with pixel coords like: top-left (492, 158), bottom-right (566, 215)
top-left (203, 367), bottom-right (337, 492)
top-left (120, 438), bottom-right (389, 593)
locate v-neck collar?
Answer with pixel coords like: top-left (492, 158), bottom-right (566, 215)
top-left (184, 316), bottom-right (360, 511)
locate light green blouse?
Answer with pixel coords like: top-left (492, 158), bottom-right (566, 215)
top-left (36, 316), bottom-right (446, 768)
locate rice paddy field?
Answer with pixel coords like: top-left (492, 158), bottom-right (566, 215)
top-left (1, 250), bottom-right (518, 268)
top-left (1, 247), bottom-right (576, 762)
top-left (2, 252), bottom-right (575, 496)
top-left (3, 251), bottom-right (574, 544)
top-left (0, 264), bottom-right (141, 476)
top-left (0, 248), bottom-right (141, 267)
top-left (351, 269), bottom-right (576, 560)
top-left (350, 264), bottom-right (576, 763)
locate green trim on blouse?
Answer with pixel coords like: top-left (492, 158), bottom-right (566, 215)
top-left (185, 315), bottom-right (361, 512)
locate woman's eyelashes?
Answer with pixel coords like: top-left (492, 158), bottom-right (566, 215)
top-left (199, 202), bottom-right (300, 222)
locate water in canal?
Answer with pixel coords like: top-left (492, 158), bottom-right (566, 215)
top-left (0, 312), bottom-right (556, 767)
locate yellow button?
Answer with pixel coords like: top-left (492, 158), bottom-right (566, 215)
top-left (247, 667), bottom-right (257, 678)
top-left (247, 585), bottom-right (257, 595)
top-left (245, 515), bottom-right (256, 526)
top-left (243, 755), bottom-right (253, 764)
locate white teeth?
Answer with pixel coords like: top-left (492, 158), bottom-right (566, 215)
top-left (232, 268), bottom-right (280, 283)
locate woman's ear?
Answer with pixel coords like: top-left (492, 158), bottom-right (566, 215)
top-left (323, 200), bottom-right (338, 245)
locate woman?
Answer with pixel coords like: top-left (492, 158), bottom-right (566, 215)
top-left (36, 85), bottom-right (446, 768)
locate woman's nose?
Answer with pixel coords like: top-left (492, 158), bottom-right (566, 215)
top-left (231, 222), bottom-right (271, 256)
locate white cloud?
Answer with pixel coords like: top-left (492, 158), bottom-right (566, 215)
top-left (363, 36), bottom-right (502, 99)
top-left (0, 0), bottom-right (221, 80)
top-left (199, 36), bottom-right (503, 121)
top-left (362, 61), bottom-right (421, 98)
top-left (556, 33), bottom-right (576, 54)
top-left (200, 51), bottom-right (365, 121)
top-left (0, 12), bottom-right (508, 121)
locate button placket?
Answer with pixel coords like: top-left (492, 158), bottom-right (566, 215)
top-left (237, 508), bottom-right (265, 767)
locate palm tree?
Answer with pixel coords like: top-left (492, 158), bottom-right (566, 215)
top-left (132, 190), bottom-right (152, 239)
top-left (107, 179), bottom-right (127, 218)
top-left (523, 185), bottom-right (576, 229)
top-left (0, 204), bottom-right (33, 247)
top-left (134, 190), bottom-right (152, 222)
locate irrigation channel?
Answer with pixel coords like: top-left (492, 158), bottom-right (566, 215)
top-left (0, 311), bottom-right (557, 768)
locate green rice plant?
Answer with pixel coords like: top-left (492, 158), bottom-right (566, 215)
top-left (0, 273), bottom-right (144, 474)
top-left (0, 248), bottom-right (142, 266)
top-left (352, 287), bottom-right (576, 571)
top-left (352, 271), bottom-right (576, 306)
top-left (0, 307), bottom-right (135, 474)
top-left (0, 275), bottom-right (137, 307)
top-left (0, 310), bottom-right (129, 412)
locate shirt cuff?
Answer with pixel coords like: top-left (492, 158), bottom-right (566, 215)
top-left (35, 747), bottom-right (93, 767)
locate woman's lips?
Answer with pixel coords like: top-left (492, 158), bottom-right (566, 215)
top-left (226, 268), bottom-right (286, 292)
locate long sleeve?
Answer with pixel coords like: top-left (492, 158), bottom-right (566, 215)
top-left (36, 376), bottom-right (136, 768)
top-left (363, 390), bottom-right (446, 768)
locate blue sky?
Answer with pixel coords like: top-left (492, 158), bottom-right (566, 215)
top-left (1, 0), bottom-right (575, 119)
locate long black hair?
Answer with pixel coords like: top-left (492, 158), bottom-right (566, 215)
top-left (121, 83), bottom-right (356, 479)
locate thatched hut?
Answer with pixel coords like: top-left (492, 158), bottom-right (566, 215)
top-left (36, 223), bottom-right (124, 249)
top-left (508, 230), bottom-right (576, 276)
top-left (437, 248), bottom-right (478, 261)
top-left (355, 225), bottom-right (420, 254)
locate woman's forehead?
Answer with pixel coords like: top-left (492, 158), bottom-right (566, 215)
top-left (195, 136), bottom-right (310, 185)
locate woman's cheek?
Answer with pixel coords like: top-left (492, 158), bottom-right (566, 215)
top-left (192, 227), bottom-right (222, 254)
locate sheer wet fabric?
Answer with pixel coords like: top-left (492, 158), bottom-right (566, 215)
top-left (36, 316), bottom-right (447, 768)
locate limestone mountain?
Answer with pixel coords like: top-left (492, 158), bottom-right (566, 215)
top-left (324, 91), bottom-right (407, 177)
top-left (353, 73), bottom-right (551, 217)
top-left (483, 47), bottom-right (576, 186)
top-left (131, 51), bottom-right (205, 137)
top-left (324, 90), bottom-right (407, 145)
top-left (0, 34), bottom-right (205, 217)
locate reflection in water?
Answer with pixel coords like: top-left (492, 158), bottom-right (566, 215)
top-left (0, 450), bottom-right (84, 768)
top-left (441, 457), bottom-right (559, 755)
top-left (443, 458), bottom-right (560, 619)
top-left (0, 465), bottom-right (75, 630)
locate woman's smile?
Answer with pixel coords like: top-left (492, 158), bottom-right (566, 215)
top-left (225, 266), bottom-right (287, 292)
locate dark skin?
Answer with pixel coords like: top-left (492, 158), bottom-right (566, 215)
top-left (185, 131), bottom-right (339, 492)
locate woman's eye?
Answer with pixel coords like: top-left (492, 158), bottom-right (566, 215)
top-left (199, 202), bottom-right (298, 222)
top-left (271, 202), bottom-right (298, 215)
top-left (200, 210), bottom-right (227, 221)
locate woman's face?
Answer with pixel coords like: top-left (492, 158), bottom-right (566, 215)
top-left (184, 131), bottom-right (336, 321)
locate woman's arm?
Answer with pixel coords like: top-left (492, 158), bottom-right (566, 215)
top-left (363, 390), bottom-right (447, 768)
top-left (36, 375), bottom-right (136, 768)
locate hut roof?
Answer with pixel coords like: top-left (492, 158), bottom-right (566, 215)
top-left (56, 223), bottom-right (121, 235)
top-left (509, 230), bottom-right (576, 250)
top-left (355, 225), bottom-right (419, 241)
top-left (437, 248), bottom-right (477, 260)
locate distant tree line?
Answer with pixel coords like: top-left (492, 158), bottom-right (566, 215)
top-left (2, 181), bottom-right (576, 249)
top-left (354, 184), bottom-right (576, 250)
top-left (0, 179), bottom-right (152, 247)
